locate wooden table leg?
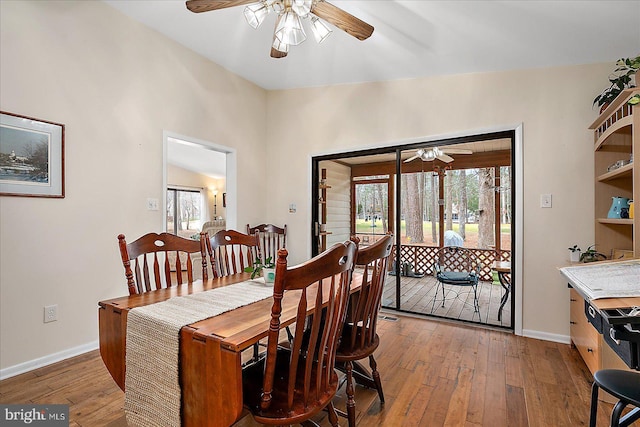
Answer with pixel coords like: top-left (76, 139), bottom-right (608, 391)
top-left (497, 272), bottom-right (511, 321)
top-left (181, 328), bottom-right (244, 427)
top-left (99, 305), bottom-right (126, 391)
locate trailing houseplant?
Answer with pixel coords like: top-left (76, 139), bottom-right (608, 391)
top-left (579, 245), bottom-right (607, 263)
top-left (593, 55), bottom-right (640, 111)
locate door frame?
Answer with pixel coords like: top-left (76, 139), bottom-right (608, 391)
top-left (310, 124), bottom-right (523, 335)
top-left (162, 131), bottom-right (238, 231)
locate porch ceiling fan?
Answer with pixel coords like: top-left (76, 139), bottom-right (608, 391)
top-left (185, 0), bottom-right (374, 58)
top-left (404, 147), bottom-right (473, 163)
top-left (404, 147), bottom-right (473, 164)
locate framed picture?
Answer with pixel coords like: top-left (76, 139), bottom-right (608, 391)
top-left (223, 192), bottom-right (227, 208)
top-left (0, 111), bottom-right (65, 198)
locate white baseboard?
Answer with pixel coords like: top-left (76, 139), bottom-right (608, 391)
top-left (0, 341), bottom-right (99, 380)
top-left (522, 329), bottom-right (571, 345)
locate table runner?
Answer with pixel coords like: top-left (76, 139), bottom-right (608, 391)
top-left (124, 279), bottom-right (274, 427)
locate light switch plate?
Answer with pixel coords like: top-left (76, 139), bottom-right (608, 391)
top-left (540, 194), bottom-right (552, 208)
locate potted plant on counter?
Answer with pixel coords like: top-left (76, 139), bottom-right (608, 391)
top-left (593, 55), bottom-right (640, 112)
top-left (579, 245), bottom-right (607, 263)
top-left (244, 256), bottom-right (276, 284)
top-left (568, 245), bottom-right (581, 263)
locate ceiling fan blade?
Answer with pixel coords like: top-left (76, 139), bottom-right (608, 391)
top-left (404, 155), bottom-right (419, 163)
top-left (441, 148), bottom-right (473, 155)
top-left (437, 153), bottom-right (455, 163)
top-left (186, 0), bottom-right (256, 13)
top-left (311, 1), bottom-right (374, 41)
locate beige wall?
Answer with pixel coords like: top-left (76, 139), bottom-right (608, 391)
top-left (0, 1), bottom-right (267, 371)
top-left (265, 64), bottom-right (609, 340)
top-left (0, 0), bottom-right (613, 373)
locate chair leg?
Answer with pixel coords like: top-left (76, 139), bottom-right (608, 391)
top-left (326, 401), bottom-right (340, 427)
top-left (472, 284), bottom-right (479, 313)
top-left (441, 282), bottom-right (446, 307)
top-left (369, 354), bottom-right (384, 403)
top-left (620, 407), bottom-right (640, 427)
top-left (611, 400), bottom-right (629, 427)
top-left (252, 343), bottom-right (259, 362)
top-left (589, 382), bottom-right (598, 427)
top-left (430, 282), bottom-right (440, 313)
top-left (344, 361), bottom-right (356, 427)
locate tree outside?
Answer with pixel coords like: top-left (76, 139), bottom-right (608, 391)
top-left (354, 166), bottom-right (511, 249)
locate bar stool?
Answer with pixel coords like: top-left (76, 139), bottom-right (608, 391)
top-left (589, 369), bottom-right (640, 427)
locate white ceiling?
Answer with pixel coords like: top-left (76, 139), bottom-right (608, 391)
top-left (104, 0), bottom-right (639, 91)
top-left (167, 137), bottom-right (226, 178)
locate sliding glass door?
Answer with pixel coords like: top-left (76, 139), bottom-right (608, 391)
top-left (311, 132), bottom-right (515, 329)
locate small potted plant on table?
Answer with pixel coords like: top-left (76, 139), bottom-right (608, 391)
top-left (245, 256), bottom-right (276, 284)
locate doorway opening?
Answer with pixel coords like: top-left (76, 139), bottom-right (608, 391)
top-left (162, 131), bottom-right (238, 234)
top-left (311, 130), bottom-right (518, 331)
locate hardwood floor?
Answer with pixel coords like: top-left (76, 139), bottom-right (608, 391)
top-left (0, 315), bottom-right (615, 426)
top-left (383, 275), bottom-right (512, 329)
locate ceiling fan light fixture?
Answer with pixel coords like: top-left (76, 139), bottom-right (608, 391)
top-left (272, 37), bottom-right (289, 53)
top-left (243, 2), bottom-right (269, 29)
top-left (275, 9), bottom-right (306, 45)
top-left (310, 16), bottom-right (332, 43)
top-left (423, 150), bottom-right (436, 161)
top-left (291, 0), bottom-right (312, 17)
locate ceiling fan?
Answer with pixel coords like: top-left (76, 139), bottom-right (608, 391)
top-left (185, 0), bottom-right (374, 58)
top-left (404, 147), bottom-right (473, 164)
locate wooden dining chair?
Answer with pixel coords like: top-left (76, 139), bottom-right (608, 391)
top-left (118, 232), bottom-right (208, 295)
top-left (204, 229), bottom-right (261, 278)
top-left (241, 241), bottom-right (357, 427)
top-left (204, 229), bottom-right (264, 362)
top-left (335, 234), bottom-right (393, 427)
top-left (247, 223), bottom-right (287, 261)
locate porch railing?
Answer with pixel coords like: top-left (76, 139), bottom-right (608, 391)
top-left (393, 244), bottom-right (511, 282)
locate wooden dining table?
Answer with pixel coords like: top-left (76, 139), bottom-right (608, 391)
top-left (98, 272), bottom-right (363, 427)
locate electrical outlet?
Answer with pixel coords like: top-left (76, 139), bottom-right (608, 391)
top-left (44, 305), bottom-right (58, 323)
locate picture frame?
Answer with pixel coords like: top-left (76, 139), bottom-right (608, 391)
top-left (0, 111), bottom-right (65, 198)
top-left (223, 192), bottom-right (227, 208)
